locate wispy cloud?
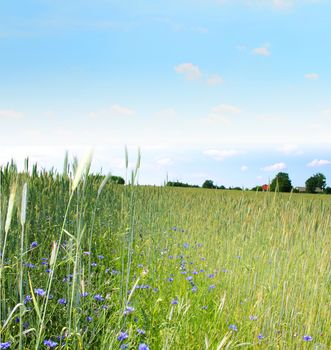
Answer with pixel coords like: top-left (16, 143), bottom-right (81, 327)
top-left (278, 144), bottom-right (303, 155)
top-left (204, 149), bottom-right (241, 161)
top-left (0, 109), bottom-right (24, 119)
top-left (110, 104), bottom-right (134, 116)
top-left (252, 45), bottom-right (271, 56)
top-left (304, 73), bottom-right (319, 80)
top-left (307, 159), bottom-right (331, 167)
top-left (262, 162), bottom-right (287, 171)
top-left (175, 63), bottom-right (202, 80)
top-left (206, 74), bottom-right (224, 86)
top-left (206, 104), bottom-right (241, 123)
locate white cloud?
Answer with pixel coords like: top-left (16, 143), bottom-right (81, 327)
top-left (278, 144), bottom-right (303, 155)
top-left (175, 63), bottom-right (202, 80)
top-left (156, 157), bottom-right (173, 166)
top-left (252, 46), bottom-right (271, 56)
top-left (307, 159), bottom-right (331, 167)
top-left (204, 149), bottom-right (240, 161)
top-left (262, 162), bottom-right (287, 171)
top-left (272, 0), bottom-right (294, 9)
top-left (206, 74), bottom-right (224, 86)
top-left (241, 165), bottom-right (248, 171)
top-left (304, 73), bottom-right (319, 80)
top-left (110, 104), bottom-right (134, 116)
top-left (207, 104), bottom-right (241, 123)
top-left (0, 109), bottom-right (24, 119)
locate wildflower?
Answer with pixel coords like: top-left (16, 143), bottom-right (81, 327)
top-left (168, 255), bottom-right (173, 259)
top-left (120, 344), bottom-right (128, 350)
top-left (138, 264), bottom-right (143, 268)
top-left (229, 324), bottom-right (238, 332)
top-left (137, 329), bottom-right (145, 335)
top-left (258, 334), bottom-right (264, 340)
top-left (112, 269), bottom-right (119, 275)
top-left (183, 243), bottom-right (189, 248)
top-left (30, 241), bottom-right (38, 248)
top-left (209, 285), bottom-right (215, 290)
top-left (171, 299), bottom-right (178, 305)
top-left (43, 340), bottom-right (58, 348)
top-left (34, 288), bottom-right (46, 296)
top-left (118, 332), bottom-right (129, 341)
top-left (24, 263), bottom-right (35, 268)
top-left (83, 251), bottom-right (90, 255)
top-left (167, 277), bottom-right (174, 282)
top-left (197, 243), bottom-right (203, 247)
top-left (45, 268), bottom-right (52, 273)
top-left (87, 316), bottom-right (92, 322)
top-left (24, 295), bottom-right (32, 304)
top-left (303, 335), bottom-right (313, 342)
top-left (58, 298), bottom-right (67, 305)
top-left (193, 270), bottom-right (198, 275)
top-left (191, 286), bottom-right (198, 292)
top-left (98, 255), bottom-right (104, 259)
top-left (201, 305), bottom-right (208, 309)
top-left (249, 315), bottom-right (258, 321)
top-left (208, 274), bottom-right (215, 278)
top-left (186, 276), bottom-right (193, 281)
top-left (0, 342), bottom-right (11, 349)
top-left (81, 292), bottom-right (88, 297)
top-left (91, 262), bottom-right (97, 267)
top-left (94, 294), bottom-right (104, 302)
top-left (124, 306), bottom-right (134, 315)
top-left (105, 268), bottom-right (110, 273)
top-left (139, 344), bottom-right (150, 350)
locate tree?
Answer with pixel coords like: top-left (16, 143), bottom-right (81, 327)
top-left (270, 172), bottom-right (292, 192)
top-left (202, 180), bottom-right (216, 189)
top-left (110, 176), bottom-right (125, 185)
top-left (324, 187), bottom-right (331, 194)
top-left (305, 173), bottom-right (326, 193)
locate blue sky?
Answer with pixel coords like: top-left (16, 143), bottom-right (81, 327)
top-left (0, 0), bottom-right (331, 187)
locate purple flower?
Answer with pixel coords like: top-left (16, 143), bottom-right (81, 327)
top-left (191, 286), bottom-right (198, 292)
top-left (186, 276), bottom-right (193, 281)
top-left (229, 324), bottom-right (238, 332)
top-left (94, 294), bottom-right (104, 302)
top-left (124, 306), bottom-right (134, 315)
top-left (34, 288), bottom-right (46, 296)
top-left (249, 315), bottom-right (258, 321)
top-left (120, 345), bottom-right (128, 350)
top-left (0, 341), bottom-right (11, 349)
top-left (209, 285), bottom-right (215, 290)
top-left (24, 295), bottom-right (32, 304)
top-left (98, 255), bottom-right (104, 259)
top-left (87, 316), bottom-right (92, 322)
top-left (201, 305), bottom-right (208, 309)
top-left (58, 298), bottom-right (67, 305)
top-left (168, 277), bottom-right (174, 282)
top-left (303, 335), bottom-right (312, 342)
top-left (45, 268), bottom-right (52, 273)
top-left (137, 329), bottom-right (145, 335)
top-left (258, 334), bottom-right (264, 340)
top-left (80, 292), bottom-right (88, 297)
top-left (183, 243), bottom-right (189, 248)
top-left (171, 299), bottom-right (178, 305)
top-left (30, 241), bottom-right (38, 248)
top-left (139, 344), bottom-right (150, 350)
top-left (83, 251), bottom-right (90, 255)
top-left (43, 339), bottom-right (58, 348)
top-left (118, 332), bottom-right (129, 341)
top-left (91, 262), bottom-right (97, 267)
top-left (24, 263), bottom-right (35, 268)
top-left (208, 274), bottom-right (215, 278)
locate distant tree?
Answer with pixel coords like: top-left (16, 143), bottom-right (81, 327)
top-left (110, 176), bottom-right (125, 185)
top-left (217, 185), bottom-right (226, 190)
top-left (202, 180), bottom-right (216, 189)
top-left (270, 172), bottom-right (292, 192)
top-left (324, 186), bottom-right (331, 194)
top-left (251, 185), bottom-right (263, 192)
top-left (305, 173), bottom-right (326, 193)
top-left (166, 181), bottom-right (199, 188)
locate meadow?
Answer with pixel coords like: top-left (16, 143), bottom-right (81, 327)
top-left (0, 157), bottom-right (330, 349)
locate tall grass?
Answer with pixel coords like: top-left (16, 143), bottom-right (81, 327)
top-left (0, 158), bottom-right (330, 349)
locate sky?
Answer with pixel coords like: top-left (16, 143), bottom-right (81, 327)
top-left (0, 0), bottom-right (331, 187)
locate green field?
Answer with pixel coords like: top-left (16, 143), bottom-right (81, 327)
top-left (0, 161), bottom-right (330, 349)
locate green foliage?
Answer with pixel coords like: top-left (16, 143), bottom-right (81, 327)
top-left (110, 175), bottom-right (125, 185)
top-left (324, 186), bottom-right (331, 194)
top-left (305, 173), bottom-right (326, 193)
top-left (166, 181), bottom-right (199, 188)
top-left (202, 179), bottom-right (215, 189)
top-left (270, 172), bottom-right (293, 192)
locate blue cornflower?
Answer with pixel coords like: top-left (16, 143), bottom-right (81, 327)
top-left (186, 276), bottom-right (193, 281)
top-left (87, 316), bottom-right (92, 322)
top-left (120, 344), bottom-right (128, 350)
top-left (118, 332), bottom-right (129, 341)
top-left (105, 268), bottom-right (110, 273)
top-left (208, 273), bottom-right (215, 278)
top-left (81, 292), bottom-right (88, 297)
top-left (200, 257), bottom-right (206, 261)
top-left (229, 324), bottom-right (238, 332)
top-left (193, 270), bottom-right (198, 275)
top-left (258, 334), bottom-right (264, 340)
top-left (201, 305), bottom-right (208, 309)
top-left (139, 344), bottom-right (150, 350)
top-left (30, 241), bottom-right (38, 248)
top-left (137, 328), bottom-right (145, 335)
top-left (0, 342), bottom-right (11, 349)
top-left (58, 298), bottom-right (67, 305)
top-left (112, 269), bottom-right (119, 275)
top-left (24, 263), bottom-right (35, 268)
top-left (249, 315), bottom-right (258, 321)
top-left (171, 299), bottom-right (178, 305)
top-left (183, 243), bottom-right (189, 248)
top-left (98, 255), bottom-right (104, 259)
top-left (83, 251), bottom-right (90, 255)
top-left (45, 268), bottom-right (52, 273)
top-left (43, 339), bottom-right (58, 348)
top-left (168, 255), bottom-right (173, 259)
top-left (303, 335), bottom-right (312, 342)
top-left (94, 294), bottom-right (104, 301)
top-left (209, 285), bottom-right (215, 290)
top-left (34, 288), bottom-right (46, 296)
top-left (168, 277), bottom-right (174, 282)
top-left (24, 295), bottom-right (32, 304)
top-left (191, 286), bottom-right (198, 292)
top-left (124, 306), bottom-right (134, 315)
top-left (91, 262), bottom-right (97, 267)
top-left (197, 243), bottom-right (203, 247)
